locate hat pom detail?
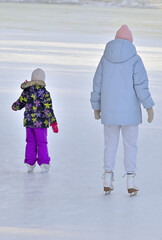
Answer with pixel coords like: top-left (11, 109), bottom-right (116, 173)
top-left (115, 25), bottom-right (133, 43)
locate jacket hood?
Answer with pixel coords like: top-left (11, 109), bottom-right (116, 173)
top-left (104, 39), bottom-right (136, 63)
top-left (21, 80), bottom-right (45, 90)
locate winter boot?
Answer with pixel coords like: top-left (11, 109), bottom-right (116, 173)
top-left (103, 172), bottom-right (114, 193)
top-left (127, 173), bottom-right (139, 196)
top-left (26, 163), bottom-right (36, 173)
top-left (40, 164), bottom-right (50, 173)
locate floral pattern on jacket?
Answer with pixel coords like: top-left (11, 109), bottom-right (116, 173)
top-left (12, 84), bottom-right (57, 128)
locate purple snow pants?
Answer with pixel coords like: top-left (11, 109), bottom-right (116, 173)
top-left (25, 128), bottom-right (50, 166)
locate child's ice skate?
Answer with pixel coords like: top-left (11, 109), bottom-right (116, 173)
top-left (26, 163), bottom-right (36, 173)
top-left (127, 173), bottom-right (139, 196)
top-left (40, 164), bottom-right (50, 173)
top-left (103, 172), bottom-right (114, 194)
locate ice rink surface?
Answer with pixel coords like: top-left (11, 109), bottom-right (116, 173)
top-left (0, 2), bottom-right (162, 239)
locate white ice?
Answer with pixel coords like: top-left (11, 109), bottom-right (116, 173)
top-left (0, 2), bottom-right (162, 240)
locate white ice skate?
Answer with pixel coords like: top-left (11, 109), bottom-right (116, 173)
top-left (103, 172), bottom-right (114, 194)
top-left (26, 163), bottom-right (36, 173)
top-left (40, 164), bottom-right (50, 173)
top-left (127, 173), bottom-right (139, 196)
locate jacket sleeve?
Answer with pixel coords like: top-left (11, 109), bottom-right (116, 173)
top-left (90, 57), bottom-right (103, 110)
top-left (12, 91), bottom-right (27, 111)
top-left (133, 56), bottom-right (155, 109)
top-left (43, 91), bottom-right (57, 124)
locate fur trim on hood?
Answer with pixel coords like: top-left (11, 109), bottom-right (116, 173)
top-left (21, 80), bottom-right (46, 90)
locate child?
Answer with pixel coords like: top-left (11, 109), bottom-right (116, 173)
top-left (12, 68), bottom-right (58, 173)
top-left (90, 25), bottom-right (154, 195)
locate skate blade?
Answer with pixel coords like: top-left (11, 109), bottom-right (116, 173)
top-left (104, 187), bottom-right (113, 194)
top-left (27, 168), bottom-right (35, 173)
top-left (27, 170), bottom-right (34, 174)
top-left (128, 188), bottom-right (139, 197)
top-left (130, 191), bottom-right (137, 197)
top-left (41, 170), bottom-right (49, 174)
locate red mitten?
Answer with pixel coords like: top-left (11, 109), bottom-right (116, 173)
top-left (50, 123), bottom-right (59, 133)
top-left (12, 104), bottom-right (17, 111)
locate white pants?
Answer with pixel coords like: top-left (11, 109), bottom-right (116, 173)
top-left (104, 125), bottom-right (138, 173)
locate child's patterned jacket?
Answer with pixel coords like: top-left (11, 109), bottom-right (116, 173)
top-left (12, 80), bottom-right (57, 128)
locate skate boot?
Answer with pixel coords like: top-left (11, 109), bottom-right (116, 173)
top-left (103, 172), bottom-right (114, 193)
top-left (40, 164), bottom-right (50, 173)
top-left (26, 163), bottom-right (36, 173)
top-left (127, 173), bottom-right (139, 196)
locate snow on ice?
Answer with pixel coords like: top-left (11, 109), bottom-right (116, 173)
top-left (0, 0), bottom-right (162, 8)
top-left (0, 2), bottom-right (162, 240)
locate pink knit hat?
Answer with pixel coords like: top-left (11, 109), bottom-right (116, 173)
top-left (115, 25), bottom-right (133, 42)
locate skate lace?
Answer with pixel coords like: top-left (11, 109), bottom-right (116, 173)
top-left (123, 173), bottom-right (136, 178)
top-left (101, 172), bottom-right (114, 182)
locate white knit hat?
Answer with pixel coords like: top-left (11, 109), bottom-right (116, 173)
top-left (31, 68), bottom-right (45, 82)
